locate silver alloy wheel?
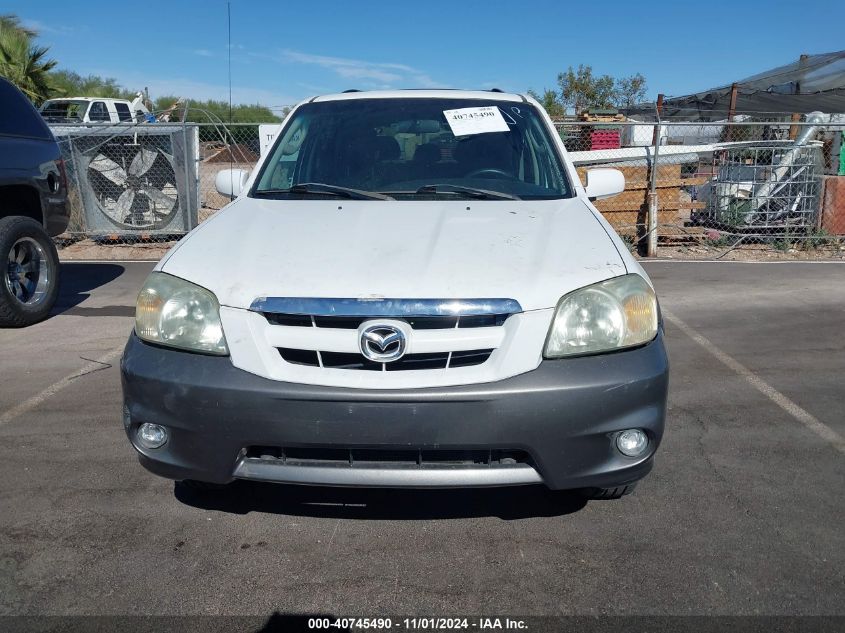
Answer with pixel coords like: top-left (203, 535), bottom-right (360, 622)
top-left (5, 237), bottom-right (50, 306)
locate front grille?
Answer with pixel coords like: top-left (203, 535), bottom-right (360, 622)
top-left (257, 298), bottom-right (520, 375)
top-left (265, 313), bottom-right (509, 329)
top-left (278, 348), bottom-right (493, 371)
top-left (245, 446), bottom-right (532, 468)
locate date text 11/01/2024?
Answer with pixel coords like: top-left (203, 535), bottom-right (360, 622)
top-left (307, 617), bottom-right (529, 630)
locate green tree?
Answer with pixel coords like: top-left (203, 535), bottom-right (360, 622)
top-left (615, 73), bottom-right (647, 109)
top-left (528, 88), bottom-right (566, 118)
top-left (153, 94), bottom-right (182, 112)
top-left (150, 97), bottom-right (281, 141)
top-left (556, 65), bottom-right (648, 115)
top-left (153, 96), bottom-right (280, 124)
top-left (0, 14), bottom-right (57, 103)
top-left (49, 69), bottom-right (135, 100)
top-left (0, 14), bottom-right (36, 37)
top-left (557, 65), bottom-right (617, 115)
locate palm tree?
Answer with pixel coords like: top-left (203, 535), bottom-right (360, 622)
top-left (0, 14), bottom-right (37, 38)
top-left (0, 14), bottom-right (57, 104)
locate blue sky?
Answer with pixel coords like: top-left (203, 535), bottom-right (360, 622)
top-left (9, 0), bottom-right (844, 112)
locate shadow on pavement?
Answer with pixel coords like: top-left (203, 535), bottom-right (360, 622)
top-left (174, 480), bottom-right (588, 520)
top-left (51, 263), bottom-right (129, 316)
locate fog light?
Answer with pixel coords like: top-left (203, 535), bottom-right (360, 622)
top-left (137, 423), bottom-right (168, 449)
top-left (616, 429), bottom-right (648, 457)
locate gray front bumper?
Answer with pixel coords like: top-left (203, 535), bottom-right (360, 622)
top-left (121, 332), bottom-right (669, 490)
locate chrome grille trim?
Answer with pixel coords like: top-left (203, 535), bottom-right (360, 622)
top-left (250, 297), bottom-right (522, 317)
top-left (277, 347), bottom-right (494, 371)
top-left (264, 313), bottom-right (510, 329)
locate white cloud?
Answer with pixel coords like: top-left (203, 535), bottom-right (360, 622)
top-left (155, 78), bottom-right (299, 108)
top-left (280, 49), bottom-right (447, 89)
top-left (21, 18), bottom-right (77, 35)
top-left (193, 49), bottom-right (214, 58)
top-left (95, 71), bottom-right (300, 109)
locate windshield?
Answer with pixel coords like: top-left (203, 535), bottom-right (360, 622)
top-left (252, 97), bottom-right (571, 200)
top-left (40, 100), bottom-right (89, 122)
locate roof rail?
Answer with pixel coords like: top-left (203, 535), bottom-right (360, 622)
top-left (342, 89), bottom-right (361, 93)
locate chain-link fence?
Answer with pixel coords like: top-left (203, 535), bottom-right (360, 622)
top-left (51, 114), bottom-right (845, 259)
top-left (51, 119), bottom-right (261, 242)
top-left (559, 117), bottom-right (845, 257)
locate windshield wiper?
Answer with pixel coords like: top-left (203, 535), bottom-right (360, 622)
top-left (255, 182), bottom-right (393, 201)
top-left (413, 184), bottom-right (520, 201)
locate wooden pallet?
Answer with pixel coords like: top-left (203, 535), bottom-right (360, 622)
top-left (576, 164), bottom-right (708, 234)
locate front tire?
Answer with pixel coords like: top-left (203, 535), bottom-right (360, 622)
top-left (0, 216), bottom-right (60, 327)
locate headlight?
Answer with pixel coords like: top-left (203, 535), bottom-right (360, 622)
top-left (544, 274), bottom-right (657, 358)
top-left (135, 272), bottom-right (229, 355)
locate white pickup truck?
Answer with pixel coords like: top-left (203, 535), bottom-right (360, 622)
top-left (120, 89), bottom-right (669, 501)
top-left (40, 95), bottom-right (152, 124)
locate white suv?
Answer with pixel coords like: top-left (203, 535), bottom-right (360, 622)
top-left (121, 90), bottom-right (668, 499)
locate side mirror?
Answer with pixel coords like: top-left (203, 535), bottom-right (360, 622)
top-left (584, 168), bottom-right (625, 200)
top-left (215, 168), bottom-right (251, 199)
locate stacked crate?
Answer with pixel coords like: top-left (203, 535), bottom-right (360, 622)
top-left (587, 130), bottom-right (621, 150)
top-left (576, 163), bottom-right (709, 239)
top-left (578, 109), bottom-right (624, 150)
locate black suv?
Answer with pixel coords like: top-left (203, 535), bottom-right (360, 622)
top-left (0, 77), bottom-right (69, 326)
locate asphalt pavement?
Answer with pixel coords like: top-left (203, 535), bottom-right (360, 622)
top-left (0, 260), bottom-right (843, 621)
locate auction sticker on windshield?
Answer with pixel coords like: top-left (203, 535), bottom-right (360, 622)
top-left (443, 106), bottom-right (509, 136)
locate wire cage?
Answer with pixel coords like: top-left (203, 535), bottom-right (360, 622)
top-left (52, 124), bottom-right (199, 237)
top-left (701, 142), bottom-right (823, 231)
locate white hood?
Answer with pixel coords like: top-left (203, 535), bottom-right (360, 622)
top-left (160, 197), bottom-right (627, 312)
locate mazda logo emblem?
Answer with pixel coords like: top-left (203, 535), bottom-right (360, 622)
top-left (359, 323), bottom-right (406, 362)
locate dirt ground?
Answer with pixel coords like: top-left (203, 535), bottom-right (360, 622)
top-left (58, 239), bottom-right (175, 261)
top-left (655, 243), bottom-right (845, 261)
top-left (198, 161), bottom-right (255, 221)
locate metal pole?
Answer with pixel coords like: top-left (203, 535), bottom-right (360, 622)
top-left (726, 83), bottom-right (739, 143)
top-left (727, 83), bottom-right (738, 122)
top-left (67, 135), bottom-right (86, 235)
top-left (651, 94), bottom-right (664, 145)
top-left (182, 122), bottom-right (193, 230)
top-left (789, 54), bottom-right (809, 140)
top-left (646, 96), bottom-right (663, 257)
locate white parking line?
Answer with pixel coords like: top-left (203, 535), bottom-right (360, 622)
top-left (0, 345), bottom-right (125, 427)
top-left (662, 309), bottom-right (845, 455)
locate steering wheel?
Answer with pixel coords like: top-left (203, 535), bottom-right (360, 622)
top-left (465, 167), bottom-right (515, 180)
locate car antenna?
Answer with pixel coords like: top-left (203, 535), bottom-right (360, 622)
top-left (227, 2), bottom-right (233, 125)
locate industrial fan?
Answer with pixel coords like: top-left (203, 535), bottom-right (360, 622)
top-left (83, 137), bottom-right (180, 230)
